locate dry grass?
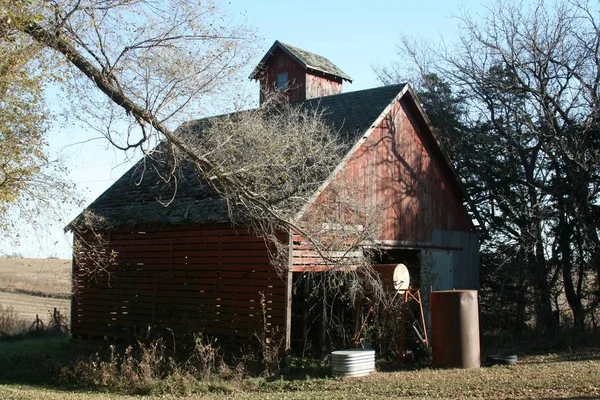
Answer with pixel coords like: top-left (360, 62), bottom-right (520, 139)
top-left (0, 346), bottom-right (598, 399)
top-left (0, 291), bottom-right (70, 323)
top-left (0, 257), bottom-right (71, 327)
top-left (0, 257), bottom-right (71, 297)
top-left (0, 304), bottom-right (28, 335)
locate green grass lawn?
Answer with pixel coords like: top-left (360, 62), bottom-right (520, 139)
top-left (0, 336), bottom-right (599, 399)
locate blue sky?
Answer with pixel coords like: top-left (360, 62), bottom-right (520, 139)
top-left (234, 0), bottom-right (480, 91)
top-left (2, 0), bottom-right (485, 258)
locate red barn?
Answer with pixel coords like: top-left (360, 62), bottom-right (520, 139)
top-left (69, 41), bottom-right (479, 351)
top-left (250, 40), bottom-right (353, 102)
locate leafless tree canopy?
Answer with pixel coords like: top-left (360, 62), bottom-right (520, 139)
top-left (177, 94), bottom-right (348, 224)
top-left (377, 0), bottom-right (600, 333)
top-left (3, 1), bottom-right (390, 298)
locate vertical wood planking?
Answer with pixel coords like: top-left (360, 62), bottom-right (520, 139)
top-left (293, 96), bottom-right (475, 271)
top-left (305, 72), bottom-right (343, 98)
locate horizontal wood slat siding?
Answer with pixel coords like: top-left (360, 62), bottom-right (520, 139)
top-left (292, 97), bottom-right (473, 271)
top-left (72, 224), bottom-right (286, 341)
top-left (290, 233), bottom-right (364, 272)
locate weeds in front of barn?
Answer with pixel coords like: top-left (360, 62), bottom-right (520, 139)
top-left (0, 306), bottom-right (285, 396)
top-left (59, 335), bottom-right (238, 395)
top-left (0, 304), bottom-right (68, 338)
top-left (1, 306), bottom-right (599, 398)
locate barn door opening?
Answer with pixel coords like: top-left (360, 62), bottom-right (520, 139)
top-left (288, 248), bottom-right (423, 357)
top-left (370, 248), bottom-right (421, 287)
top-left (289, 272), bottom-right (356, 358)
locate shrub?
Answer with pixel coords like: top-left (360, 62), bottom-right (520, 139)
top-left (0, 304), bottom-right (28, 336)
top-left (60, 334), bottom-right (228, 395)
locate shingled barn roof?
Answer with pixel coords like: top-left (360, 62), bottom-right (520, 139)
top-left (250, 41), bottom-right (352, 82)
top-left (71, 84), bottom-right (406, 229)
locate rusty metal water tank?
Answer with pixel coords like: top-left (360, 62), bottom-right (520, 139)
top-left (430, 290), bottom-right (480, 369)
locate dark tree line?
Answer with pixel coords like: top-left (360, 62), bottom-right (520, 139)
top-left (377, 0), bottom-right (600, 336)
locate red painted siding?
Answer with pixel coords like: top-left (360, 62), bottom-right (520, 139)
top-left (258, 48), bottom-right (343, 102)
top-left (305, 71), bottom-right (343, 98)
top-left (72, 224), bottom-right (287, 341)
top-left (258, 48), bottom-right (306, 102)
top-left (292, 94), bottom-right (473, 271)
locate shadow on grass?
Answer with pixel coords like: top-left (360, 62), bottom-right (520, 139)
top-left (515, 350), bottom-right (600, 366)
top-left (539, 397), bottom-right (600, 400)
top-left (283, 352), bottom-right (435, 380)
top-left (0, 333), bottom-right (95, 389)
top-left (481, 331), bottom-right (600, 365)
top-left (482, 342), bottom-right (600, 365)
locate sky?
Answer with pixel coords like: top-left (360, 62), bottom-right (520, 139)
top-left (1, 0), bottom-right (485, 259)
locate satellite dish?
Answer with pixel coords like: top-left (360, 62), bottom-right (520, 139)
top-left (392, 263), bottom-right (410, 293)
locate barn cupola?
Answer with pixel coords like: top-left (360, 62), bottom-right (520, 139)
top-left (250, 40), bottom-right (352, 104)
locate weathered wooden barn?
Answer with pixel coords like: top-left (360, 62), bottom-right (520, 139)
top-left (69, 41), bottom-right (479, 351)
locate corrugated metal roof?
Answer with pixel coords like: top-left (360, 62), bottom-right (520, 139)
top-left (73, 84), bottom-right (405, 229)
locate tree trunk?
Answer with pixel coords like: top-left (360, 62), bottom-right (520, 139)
top-left (559, 217), bottom-right (585, 334)
top-left (514, 261), bottom-right (528, 335)
top-left (530, 220), bottom-right (557, 333)
top-left (532, 277), bottom-right (556, 334)
top-left (570, 169), bottom-right (600, 293)
top-left (525, 172), bottom-right (557, 334)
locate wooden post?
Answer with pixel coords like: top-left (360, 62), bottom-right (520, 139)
top-left (319, 279), bottom-right (327, 358)
top-left (284, 231), bottom-right (294, 351)
top-left (70, 249), bottom-right (76, 337)
top-left (302, 276), bottom-right (309, 353)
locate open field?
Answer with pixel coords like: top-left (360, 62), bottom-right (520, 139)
top-left (0, 257), bottom-right (71, 297)
top-left (0, 336), bottom-right (599, 399)
top-left (0, 257), bottom-right (71, 324)
top-left (0, 291), bottom-right (70, 322)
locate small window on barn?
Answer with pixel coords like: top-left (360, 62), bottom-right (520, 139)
top-left (276, 72), bottom-right (288, 90)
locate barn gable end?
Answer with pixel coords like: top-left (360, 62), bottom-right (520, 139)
top-left (286, 85), bottom-right (479, 352)
top-left (291, 87), bottom-right (474, 265)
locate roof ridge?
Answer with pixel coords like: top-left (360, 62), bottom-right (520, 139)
top-left (183, 84), bottom-right (406, 126)
top-left (251, 40), bottom-right (352, 82)
top-left (68, 84), bottom-right (408, 229)
top-left (301, 83), bottom-right (406, 102)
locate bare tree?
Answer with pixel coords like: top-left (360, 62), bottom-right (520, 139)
top-left (378, 0), bottom-right (600, 333)
top-left (2, 1), bottom-right (393, 340)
